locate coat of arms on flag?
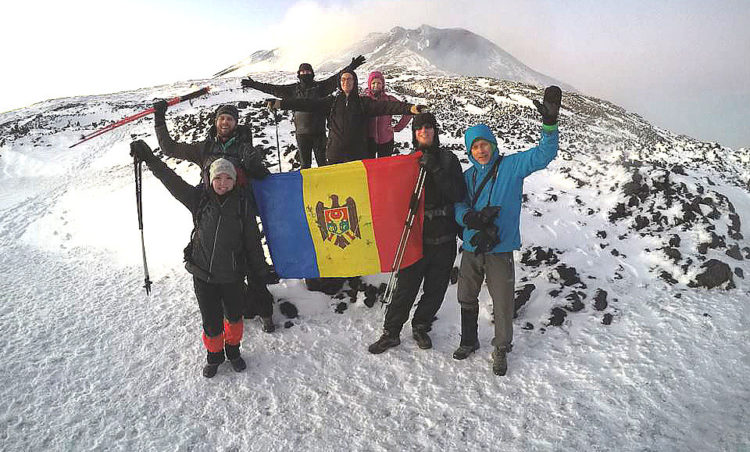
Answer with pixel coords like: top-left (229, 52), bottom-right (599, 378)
top-left (315, 195), bottom-right (360, 249)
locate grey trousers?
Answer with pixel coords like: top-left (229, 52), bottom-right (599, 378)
top-left (457, 250), bottom-right (515, 351)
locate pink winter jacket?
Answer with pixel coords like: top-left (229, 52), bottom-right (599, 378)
top-left (363, 71), bottom-right (412, 144)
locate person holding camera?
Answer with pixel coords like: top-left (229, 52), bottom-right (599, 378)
top-left (367, 113), bottom-right (465, 354)
top-left (453, 86), bottom-right (561, 376)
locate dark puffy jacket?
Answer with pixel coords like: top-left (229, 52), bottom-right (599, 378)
top-left (144, 156), bottom-right (266, 284)
top-left (280, 77), bottom-right (414, 164)
top-left (414, 147), bottom-right (466, 245)
top-left (155, 123), bottom-right (269, 187)
top-left (245, 73), bottom-right (340, 135)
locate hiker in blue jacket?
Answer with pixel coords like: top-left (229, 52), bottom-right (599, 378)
top-left (453, 86), bottom-right (562, 376)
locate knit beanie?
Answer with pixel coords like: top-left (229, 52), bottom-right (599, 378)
top-left (209, 158), bottom-right (237, 181)
top-left (214, 104), bottom-right (239, 122)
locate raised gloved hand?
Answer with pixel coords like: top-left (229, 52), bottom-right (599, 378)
top-left (241, 146), bottom-right (270, 179)
top-left (153, 99), bottom-right (168, 126)
top-left (533, 85), bottom-right (562, 126)
top-left (349, 55), bottom-right (366, 70)
top-left (266, 99), bottom-right (281, 110)
top-left (410, 104), bottom-right (429, 115)
top-left (241, 77), bottom-right (255, 89)
top-left (419, 151), bottom-right (441, 173)
top-left (130, 140), bottom-right (157, 163)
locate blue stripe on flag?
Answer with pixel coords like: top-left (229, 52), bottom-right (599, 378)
top-left (252, 172), bottom-right (319, 278)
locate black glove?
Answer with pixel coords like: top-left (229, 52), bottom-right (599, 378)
top-left (533, 85), bottom-right (562, 125)
top-left (470, 226), bottom-right (500, 254)
top-left (130, 140), bottom-right (157, 163)
top-left (349, 55), bottom-right (365, 70)
top-left (479, 205), bottom-right (502, 223)
top-left (419, 151), bottom-right (441, 173)
top-left (153, 99), bottom-right (168, 126)
top-left (241, 77), bottom-right (255, 89)
top-left (463, 211), bottom-right (487, 230)
top-left (241, 147), bottom-right (270, 179)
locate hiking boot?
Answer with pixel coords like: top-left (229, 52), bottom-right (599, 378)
top-left (261, 316), bottom-right (275, 333)
top-left (203, 363), bottom-right (220, 378)
top-left (452, 342), bottom-right (480, 360)
top-left (492, 348), bottom-right (508, 376)
top-left (412, 330), bottom-right (432, 350)
top-left (230, 357), bottom-right (247, 372)
top-left (368, 333), bottom-right (401, 354)
top-left (203, 351), bottom-right (225, 378)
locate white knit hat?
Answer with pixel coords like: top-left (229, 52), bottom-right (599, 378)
top-left (209, 158), bottom-right (237, 181)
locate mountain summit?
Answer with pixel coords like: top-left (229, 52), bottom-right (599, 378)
top-left (213, 25), bottom-right (571, 89)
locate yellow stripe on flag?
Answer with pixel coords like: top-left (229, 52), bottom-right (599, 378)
top-left (301, 161), bottom-right (381, 277)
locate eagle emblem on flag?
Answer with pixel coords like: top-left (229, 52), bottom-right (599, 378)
top-left (315, 194), bottom-right (361, 249)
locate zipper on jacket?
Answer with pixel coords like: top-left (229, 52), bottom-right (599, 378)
top-left (207, 198), bottom-right (228, 274)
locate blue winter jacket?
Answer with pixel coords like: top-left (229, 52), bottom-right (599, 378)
top-left (455, 123), bottom-right (559, 253)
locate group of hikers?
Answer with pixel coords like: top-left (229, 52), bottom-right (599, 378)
top-left (129, 54), bottom-right (562, 378)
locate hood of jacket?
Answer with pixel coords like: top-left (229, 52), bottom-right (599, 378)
top-left (464, 124), bottom-right (500, 171)
top-left (339, 69), bottom-right (360, 99)
top-left (363, 71), bottom-right (385, 98)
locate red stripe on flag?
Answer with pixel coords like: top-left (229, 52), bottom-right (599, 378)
top-left (363, 154), bottom-right (424, 272)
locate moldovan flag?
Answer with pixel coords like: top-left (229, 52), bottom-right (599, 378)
top-left (253, 154), bottom-right (424, 278)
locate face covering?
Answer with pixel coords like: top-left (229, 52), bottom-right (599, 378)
top-left (299, 73), bottom-right (314, 85)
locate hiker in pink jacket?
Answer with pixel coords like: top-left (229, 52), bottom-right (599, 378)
top-left (363, 71), bottom-right (412, 158)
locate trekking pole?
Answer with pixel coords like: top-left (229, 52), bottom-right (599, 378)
top-left (274, 109), bottom-right (282, 173)
top-left (381, 165), bottom-right (427, 306)
top-left (70, 86), bottom-right (211, 148)
top-left (133, 154), bottom-right (153, 295)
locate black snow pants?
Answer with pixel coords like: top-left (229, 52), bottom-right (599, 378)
top-left (193, 277), bottom-right (245, 337)
top-left (383, 241), bottom-right (457, 335)
top-left (296, 133), bottom-right (327, 168)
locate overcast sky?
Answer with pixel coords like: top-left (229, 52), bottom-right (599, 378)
top-left (2, 0), bottom-right (749, 148)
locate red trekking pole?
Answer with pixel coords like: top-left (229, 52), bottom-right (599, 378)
top-left (69, 86), bottom-right (211, 148)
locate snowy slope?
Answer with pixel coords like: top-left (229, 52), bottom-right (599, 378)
top-left (213, 25), bottom-right (572, 90)
top-left (1, 70), bottom-right (749, 450)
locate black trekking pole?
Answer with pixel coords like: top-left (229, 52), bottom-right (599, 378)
top-left (274, 109), bottom-right (282, 173)
top-left (134, 154), bottom-right (153, 295)
top-left (380, 165), bottom-right (427, 306)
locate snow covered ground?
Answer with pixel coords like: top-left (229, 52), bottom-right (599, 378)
top-left (1, 74), bottom-right (748, 451)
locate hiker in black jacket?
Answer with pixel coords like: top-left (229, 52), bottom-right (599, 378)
top-left (241, 56), bottom-right (366, 168)
top-left (152, 103), bottom-right (277, 333)
top-left (368, 113), bottom-right (466, 354)
top-left (268, 68), bottom-right (427, 165)
top-left (131, 140), bottom-right (266, 378)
